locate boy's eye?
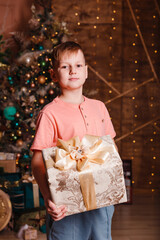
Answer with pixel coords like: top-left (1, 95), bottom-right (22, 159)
top-left (61, 65), bottom-right (68, 69)
top-left (77, 64), bottom-right (83, 67)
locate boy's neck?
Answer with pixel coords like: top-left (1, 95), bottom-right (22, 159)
top-left (59, 90), bottom-right (84, 104)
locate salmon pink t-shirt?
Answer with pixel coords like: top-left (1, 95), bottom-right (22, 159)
top-left (30, 96), bottom-right (116, 151)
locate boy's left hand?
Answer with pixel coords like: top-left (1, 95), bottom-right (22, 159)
top-left (45, 198), bottom-right (67, 221)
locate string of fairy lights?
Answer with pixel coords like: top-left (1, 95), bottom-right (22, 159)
top-left (1, 1), bottom-right (158, 188)
top-left (73, 0), bottom-right (159, 191)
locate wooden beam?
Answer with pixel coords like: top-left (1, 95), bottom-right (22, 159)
top-left (115, 117), bottom-right (160, 142)
top-left (126, 0), bottom-right (159, 84)
top-left (105, 77), bottom-right (154, 104)
top-left (88, 64), bottom-right (120, 94)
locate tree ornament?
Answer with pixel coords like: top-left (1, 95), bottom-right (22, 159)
top-left (8, 76), bottom-right (13, 85)
top-left (41, 61), bottom-right (46, 67)
top-left (10, 87), bottom-right (15, 93)
top-left (49, 89), bottom-right (54, 95)
top-left (25, 56), bottom-right (32, 67)
top-left (21, 87), bottom-right (27, 92)
top-left (31, 82), bottom-right (35, 88)
top-left (39, 98), bottom-right (45, 104)
top-left (39, 45), bottom-right (44, 50)
top-left (25, 108), bottom-right (29, 113)
top-left (3, 106), bottom-right (17, 121)
top-left (17, 130), bottom-right (22, 136)
top-left (15, 112), bottom-right (20, 118)
top-left (37, 75), bottom-right (46, 84)
top-left (16, 139), bottom-right (23, 146)
top-left (25, 73), bottom-right (31, 79)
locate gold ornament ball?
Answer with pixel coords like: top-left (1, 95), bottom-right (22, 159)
top-left (25, 108), bottom-right (29, 113)
top-left (17, 153), bottom-right (21, 158)
top-left (38, 75), bottom-right (46, 84)
top-left (21, 87), bottom-right (27, 92)
top-left (17, 130), bottom-right (22, 136)
top-left (49, 89), bottom-right (54, 95)
top-left (39, 98), bottom-right (45, 104)
top-left (15, 112), bottom-right (20, 118)
top-left (16, 139), bottom-right (23, 146)
top-left (31, 82), bottom-right (35, 88)
top-left (25, 73), bottom-right (31, 79)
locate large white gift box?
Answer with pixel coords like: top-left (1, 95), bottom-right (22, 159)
top-left (42, 135), bottom-right (127, 216)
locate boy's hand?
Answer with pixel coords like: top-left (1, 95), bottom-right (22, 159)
top-left (45, 198), bottom-right (67, 221)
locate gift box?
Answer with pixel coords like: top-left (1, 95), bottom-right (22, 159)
top-left (23, 226), bottom-right (37, 240)
top-left (22, 182), bottom-right (44, 209)
top-left (42, 135), bottom-right (127, 216)
top-left (0, 152), bottom-right (16, 160)
top-left (14, 209), bottom-right (46, 232)
top-left (0, 160), bottom-right (16, 173)
top-left (0, 152), bottom-right (17, 173)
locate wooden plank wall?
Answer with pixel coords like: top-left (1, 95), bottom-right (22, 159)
top-left (53, 0), bottom-right (160, 191)
top-left (0, 0), bottom-right (160, 191)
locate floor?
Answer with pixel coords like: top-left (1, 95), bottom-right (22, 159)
top-left (112, 188), bottom-right (160, 240)
top-left (0, 188), bottom-right (160, 240)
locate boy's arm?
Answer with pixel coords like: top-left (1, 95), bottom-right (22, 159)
top-left (31, 150), bottom-right (67, 221)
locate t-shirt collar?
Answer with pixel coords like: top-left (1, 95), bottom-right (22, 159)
top-left (54, 96), bottom-right (86, 109)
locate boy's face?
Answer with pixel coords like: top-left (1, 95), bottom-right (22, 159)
top-left (55, 49), bottom-right (88, 92)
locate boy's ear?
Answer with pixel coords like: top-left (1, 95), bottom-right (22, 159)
top-left (49, 69), bottom-right (59, 82)
top-left (85, 64), bottom-right (88, 79)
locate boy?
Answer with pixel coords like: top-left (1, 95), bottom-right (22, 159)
top-left (31, 41), bottom-right (116, 240)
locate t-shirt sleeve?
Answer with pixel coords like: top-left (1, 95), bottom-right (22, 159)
top-left (30, 111), bottom-right (57, 151)
top-left (101, 102), bottom-right (116, 139)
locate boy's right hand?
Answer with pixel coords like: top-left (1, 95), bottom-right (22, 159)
top-left (45, 198), bottom-right (67, 221)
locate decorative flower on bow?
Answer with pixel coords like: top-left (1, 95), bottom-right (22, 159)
top-left (54, 135), bottom-right (110, 171)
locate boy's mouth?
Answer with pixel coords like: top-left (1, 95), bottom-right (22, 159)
top-left (69, 78), bottom-right (79, 81)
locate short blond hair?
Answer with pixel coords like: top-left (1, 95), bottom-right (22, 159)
top-left (51, 41), bottom-right (85, 69)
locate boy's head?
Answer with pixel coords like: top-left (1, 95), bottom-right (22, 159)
top-left (50, 41), bottom-right (88, 93)
top-left (51, 41), bottom-right (85, 70)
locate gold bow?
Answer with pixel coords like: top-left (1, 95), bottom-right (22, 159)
top-left (51, 135), bottom-right (110, 211)
top-left (55, 135), bottom-right (110, 172)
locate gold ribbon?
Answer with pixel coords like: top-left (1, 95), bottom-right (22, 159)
top-left (55, 135), bottom-right (109, 171)
top-left (0, 180), bottom-right (20, 189)
top-left (52, 135), bottom-right (110, 211)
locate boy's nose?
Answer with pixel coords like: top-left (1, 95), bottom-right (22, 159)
top-left (69, 66), bottom-right (76, 74)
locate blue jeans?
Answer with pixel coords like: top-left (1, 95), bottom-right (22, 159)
top-left (46, 205), bottom-right (114, 240)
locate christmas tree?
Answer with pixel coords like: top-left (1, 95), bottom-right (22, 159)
top-left (0, 0), bottom-right (68, 173)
